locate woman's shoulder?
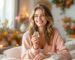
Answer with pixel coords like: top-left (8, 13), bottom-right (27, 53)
top-left (53, 27), bottom-right (61, 35)
top-left (54, 27), bottom-right (59, 32)
top-left (23, 31), bottom-right (30, 37)
top-left (53, 28), bottom-right (64, 40)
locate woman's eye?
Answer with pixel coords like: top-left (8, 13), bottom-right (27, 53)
top-left (35, 15), bottom-right (45, 17)
top-left (41, 15), bottom-right (45, 17)
top-left (34, 15), bottom-right (38, 18)
top-left (34, 14), bottom-right (45, 18)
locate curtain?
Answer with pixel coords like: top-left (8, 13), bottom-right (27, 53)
top-left (0, 0), bottom-right (18, 29)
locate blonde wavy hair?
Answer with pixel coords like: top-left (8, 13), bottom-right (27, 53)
top-left (28, 3), bottom-right (55, 45)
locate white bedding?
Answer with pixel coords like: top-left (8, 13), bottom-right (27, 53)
top-left (0, 54), bottom-right (19, 60)
top-left (0, 54), bottom-right (75, 60)
top-left (0, 54), bottom-right (54, 60)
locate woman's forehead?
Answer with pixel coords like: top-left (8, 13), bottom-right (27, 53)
top-left (34, 8), bottom-right (45, 14)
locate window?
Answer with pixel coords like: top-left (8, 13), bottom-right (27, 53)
top-left (0, 0), bottom-right (5, 27)
top-left (0, 0), bottom-right (18, 29)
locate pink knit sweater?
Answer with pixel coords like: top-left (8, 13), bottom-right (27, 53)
top-left (21, 29), bottom-right (72, 60)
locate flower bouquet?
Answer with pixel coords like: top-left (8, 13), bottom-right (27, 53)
top-left (63, 17), bottom-right (75, 38)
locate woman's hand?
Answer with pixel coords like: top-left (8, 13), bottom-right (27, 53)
top-left (31, 32), bottom-right (40, 49)
top-left (33, 53), bottom-right (45, 60)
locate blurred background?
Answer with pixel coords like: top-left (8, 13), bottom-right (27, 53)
top-left (0, 0), bottom-right (75, 52)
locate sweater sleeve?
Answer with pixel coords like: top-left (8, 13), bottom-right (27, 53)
top-left (55, 30), bottom-right (72, 60)
top-left (21, 31), bottom-right (35, 60)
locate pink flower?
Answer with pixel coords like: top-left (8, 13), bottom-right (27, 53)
top-left (15, 16), bottom-right (21, 23)
top-left (71, 23), bottom-right (75, 30)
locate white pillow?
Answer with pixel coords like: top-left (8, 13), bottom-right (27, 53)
top-left (70, 50), bottom-right (75, 59)
top-left (65, 40), bottom-right (75, 51)
top-left (1, 57), bottom-right (19, 60)
top-left (44, 53), bottom-right (64, 60)
top-left (3, 46), bottom-right (21, 59)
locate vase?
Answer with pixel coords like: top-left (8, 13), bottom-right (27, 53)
top-left (20, 23), bottom-right (28, 32)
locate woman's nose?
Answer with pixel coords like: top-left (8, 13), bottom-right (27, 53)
top-left (38, 16), bottom-right (41, 20)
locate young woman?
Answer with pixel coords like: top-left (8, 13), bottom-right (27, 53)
top-left (21, 3), bottom-right (72, 60)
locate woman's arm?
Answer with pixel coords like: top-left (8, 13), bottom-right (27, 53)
top-left (21, 31), bottom-right (40, 60)
top-left (55, 30), bottom-right (72, 60)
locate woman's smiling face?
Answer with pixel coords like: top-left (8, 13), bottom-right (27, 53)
top-left (34, 9), bottom-right (47, 28)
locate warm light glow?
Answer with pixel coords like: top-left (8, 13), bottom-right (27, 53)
top-left (20, 6), bottom-right (29, 18)
top-left (16, 44), bottom-right (19, 47)
top-left (25, 12), bottom-right (29, 17)
top-left (0, 45), bottom-right (3, 48)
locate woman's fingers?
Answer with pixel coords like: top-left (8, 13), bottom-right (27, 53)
top-left (34, 54), bottom-right (43, 60)
top-left (31, 34), bottom-right (40, 49)
top-left (31, 35), bottom-right (39, 44)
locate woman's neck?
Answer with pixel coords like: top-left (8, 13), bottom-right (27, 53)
top-left (38, 27), bottom-right (45, 34)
